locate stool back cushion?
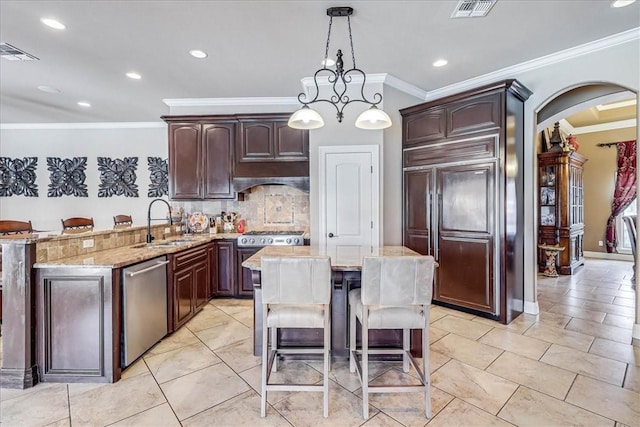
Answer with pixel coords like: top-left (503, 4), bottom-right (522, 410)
top-left (262, 256), bottom-right (331, 305)
top-left (361, 256), bottom-right (435, 306)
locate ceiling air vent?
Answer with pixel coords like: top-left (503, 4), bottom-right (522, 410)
top-left (0, 43), bottom-right (39, 61)
top-left (451, 0), bottom-right (497, 18)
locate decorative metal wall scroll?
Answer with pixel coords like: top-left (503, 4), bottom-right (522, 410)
top-left (47, 157), bottom-right (88, 197)
top-left (147, 157), bottom-right (168, 197)
top-left (0, 157), bottom-right (39, 197)
top-left (97, 157), bottom-right (139, 197)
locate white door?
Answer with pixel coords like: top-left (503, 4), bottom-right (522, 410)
top-left (319, 145), bottom-right (380, 250)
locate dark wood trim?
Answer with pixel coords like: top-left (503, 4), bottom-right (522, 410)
top-left (400, 79), bottom-right (532, 117)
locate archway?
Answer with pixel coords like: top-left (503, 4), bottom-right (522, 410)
top-left (533, 82), bottom-right (638, 342)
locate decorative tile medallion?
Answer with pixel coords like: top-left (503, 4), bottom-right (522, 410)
top-left (97, 157), bottom-right (139, 197)
top-left (47, 157), bottom-right (88, 197)
top-left (264, 193), bottom-right (294, 224)
top-left (147, 157), bottom-right (168, 197)
top-left (0, 157), bottom-right (39, 197)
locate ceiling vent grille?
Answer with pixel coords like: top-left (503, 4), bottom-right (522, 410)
top-left (451, 0), bottom-right (497, 18)
top-left (0, 43), bottom-right (39, 61)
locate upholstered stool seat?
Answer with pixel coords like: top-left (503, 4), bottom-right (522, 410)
top-left (266, 304), bottom-right (326, 328)
top-left (349, 289), bottom-right (426, 329)
top-left (349, 255), bottom-right (436, 420)
top-left (261, 256), bottom-right (332, 418)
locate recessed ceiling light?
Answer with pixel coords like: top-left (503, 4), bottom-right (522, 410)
top-left (432, 59), bottom-right (448, 67)
top-left (77, 101), bottom-right (91, 107)
top-left (126, 72), bottom-right (142, 80)
top-left (611, 0), bottom-right (636, 7)
top-left (189, 49), bottom-right (208, 59)
top-left (40, 18), bottom-right (66, 30)
top-left (37, 85), bottom-right (61, 93)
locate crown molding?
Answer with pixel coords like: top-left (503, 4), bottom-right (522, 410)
top-left (162, 97), bottom-right (299, 107)
top-left (424, 27), bottom-right (640, 102)
top-left (0, 122), bottom-right (165, 130)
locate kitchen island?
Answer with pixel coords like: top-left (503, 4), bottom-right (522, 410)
top-left (242, 245), bottom-right (422, 358)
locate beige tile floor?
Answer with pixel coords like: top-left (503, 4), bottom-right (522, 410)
top-left (1, 258), bottom-right (638, 426)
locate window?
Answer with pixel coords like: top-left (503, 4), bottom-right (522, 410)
top-left (617, 200), bottom-right (637, 253)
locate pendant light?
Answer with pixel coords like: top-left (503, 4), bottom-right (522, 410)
top-left (288, 7), bottom-right (392, 130)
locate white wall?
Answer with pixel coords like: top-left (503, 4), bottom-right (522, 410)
top-left (0, 125), bottom-right (168, 231)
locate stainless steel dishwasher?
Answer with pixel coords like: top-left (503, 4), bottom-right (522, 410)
top-left (122, 256), bottom-right (169, 368)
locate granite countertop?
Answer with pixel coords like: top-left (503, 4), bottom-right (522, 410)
top-left (242, 245), bottom-right (420, 271)
top-left (33, 233), bottom-right (241, 269)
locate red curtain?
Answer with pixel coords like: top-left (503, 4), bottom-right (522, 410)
top-left (606, 140), bottom-right (637, 253)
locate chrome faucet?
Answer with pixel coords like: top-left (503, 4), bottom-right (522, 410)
top-left (147, 198), bottom-right (173, 244)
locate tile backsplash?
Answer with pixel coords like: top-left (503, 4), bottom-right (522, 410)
top-left (173, 185), bottom-right (309, 232)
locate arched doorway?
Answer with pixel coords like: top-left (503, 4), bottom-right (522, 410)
top-left (533, 82), bottom-right (638, 340)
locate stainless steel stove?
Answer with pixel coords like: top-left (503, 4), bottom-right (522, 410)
top-left (237, 230), bottom-right (305, 247)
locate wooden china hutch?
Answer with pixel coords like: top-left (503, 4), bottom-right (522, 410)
top-left (537, 140), bottom-right (587, 275)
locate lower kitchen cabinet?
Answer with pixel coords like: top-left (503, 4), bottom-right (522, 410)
top-left (237, 247), bottom-right (259, 297)
top-left (213, 240), bottom-right (236, 297)
top-left (211, 239), bottom-right (254, 298)
top-left (169, 243), bottom-right (211, 331)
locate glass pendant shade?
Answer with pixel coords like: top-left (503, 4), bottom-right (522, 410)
top-left (355, 106), bottom-right (392, 130)
top-left (288, 106), bottom-right (325, 129)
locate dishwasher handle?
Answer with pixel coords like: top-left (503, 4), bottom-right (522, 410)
top-left (126, 260), bottom-right (169, 277)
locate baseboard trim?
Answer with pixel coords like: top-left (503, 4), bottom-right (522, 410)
top-left (0, 365), bottom-right (39, 389)
top-left (584, 251), bottom-right (634, 261)
top-left (524, 300), bottom-right (539, 315)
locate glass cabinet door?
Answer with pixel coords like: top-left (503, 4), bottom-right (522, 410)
top-left (539, 166), bottom-right (556, 226)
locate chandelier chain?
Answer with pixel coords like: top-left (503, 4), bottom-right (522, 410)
top-left (324, 16), bottom-right (333, 66)
top-left (347, 15), bottom-right (356, 69)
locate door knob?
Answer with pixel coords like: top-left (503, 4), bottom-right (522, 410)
top-left (328, 233), bottom-right (335, 238)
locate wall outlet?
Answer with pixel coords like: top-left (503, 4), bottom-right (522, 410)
top-left (164, 227), bottom-right (171, 234)
top-left (82, 239), bottom-right (94, 248)
top-left (598, 240), bottom-right (604, 247)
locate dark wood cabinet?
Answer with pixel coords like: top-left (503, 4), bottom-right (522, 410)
top-left (163, 114), bottom-right (310, 195)
top-left (234, 115), bottom-right (309, 189)
top-left (237, 116), bottom-right (309, 162)
top-left (164, 116), bottom-right (236, 200)
top-left (168, 123), bottom-right (200, 199)
top-left (213, 240), bottom-right (236, 297)
top-left (538, 151), bottom-right (587, 274)
top-left (169, 244), bottom-right (211, 329)
top-left (237, 247), bottom-right (259, 297)
top-left (404, 169), bottom-right (433, 256)
top-left (401, 79), bottom-right (531, 324)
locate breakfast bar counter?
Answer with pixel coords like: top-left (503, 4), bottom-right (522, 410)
top-left (243, 245), bottom-right (421, 357)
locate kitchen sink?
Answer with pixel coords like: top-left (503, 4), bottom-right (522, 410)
top-left (131, 239), bottom-right (195, 249)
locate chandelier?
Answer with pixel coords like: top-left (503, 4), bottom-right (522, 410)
top-left (288, 7), bottom-right (392, 130)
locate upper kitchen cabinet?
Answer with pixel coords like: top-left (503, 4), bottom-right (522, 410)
top-left (163, 116), bottom-right (236, 200)
top-left (234, 114), bottom-right (309, 192)
top-left (236, 115), bottom-right (308, 162)
top-left (402, 91), bottom-right (502, 148)
top-left (400, 79), bottom-right (532, 325)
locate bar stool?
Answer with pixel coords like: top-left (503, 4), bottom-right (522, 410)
top-left (61, 217), bottom-right (94, 233)
top-left (349, 255), bottom-right (436, 419)
top-left (113, 214), bottom-right (133, 227)
top-left (260, 256), bottom-right (332, 418)
top-left (0, 220), bottom-right (33, 235)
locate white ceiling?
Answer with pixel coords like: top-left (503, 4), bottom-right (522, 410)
top-left (1, 0), bottom-right (639, 124)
